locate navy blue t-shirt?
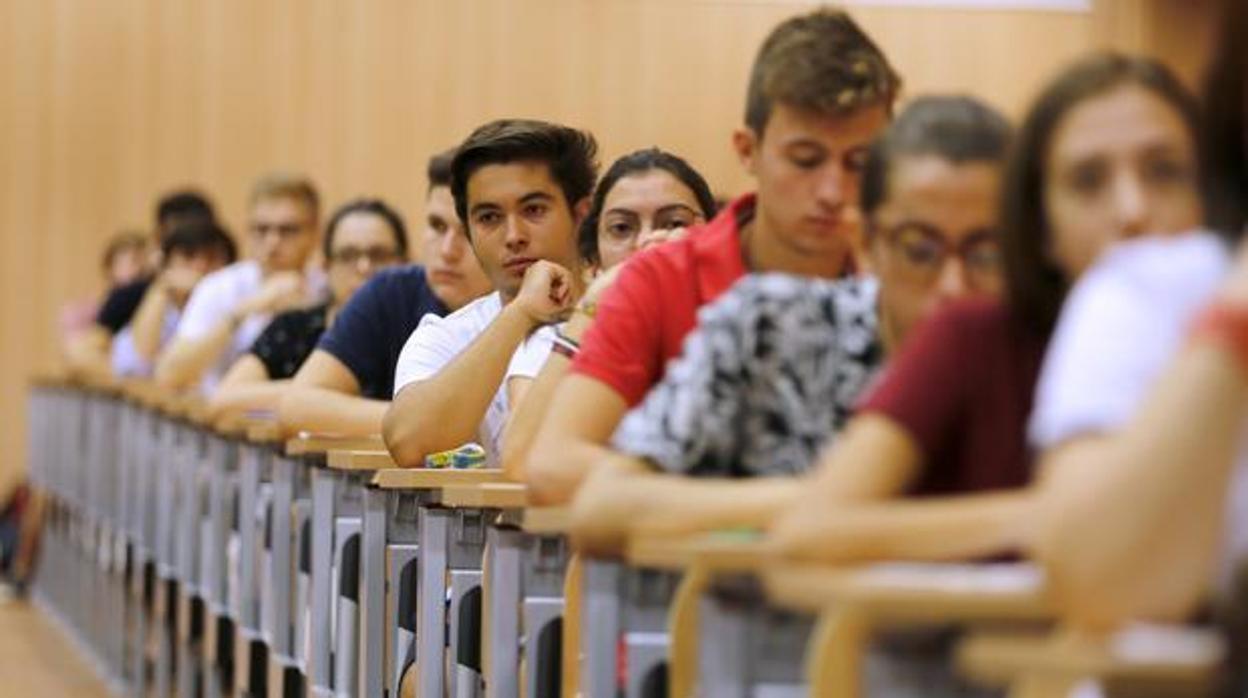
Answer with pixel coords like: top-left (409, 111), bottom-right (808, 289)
top-left (316, 265), bottom-right (448, 400)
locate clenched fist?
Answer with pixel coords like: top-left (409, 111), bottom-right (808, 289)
top-left (511, 260), bottom-right (576, 325)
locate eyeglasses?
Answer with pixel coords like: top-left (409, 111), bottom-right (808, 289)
top-left (251, 222), bottom-right (310, 240)
top-left (881, 222), bottom-right (1002, 290)
top-left (330, 246), bottom-right (400, 267)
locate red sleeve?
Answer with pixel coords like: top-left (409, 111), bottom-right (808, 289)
top-left (858, 304), bottom-right (970, 457)
top-left (570, 254), bottom-right (665, 407)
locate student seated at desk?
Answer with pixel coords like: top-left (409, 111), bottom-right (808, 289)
top-left (59, 231), bottom-right (150, 344)
top-left (207, 199), bottom-right (408, 418)
top-left (526, 8), bottom-right (899, 505)
top-left (112, 220), bottom-right (237, 377)
top-left (64, 189), bottom-right (216, 380)
top-left (155, 173), bottom-right (325, 394)
top-left (501, 147), bottom-right (718, 479)
top-left (771, 54), bottom-right (1205, 566)
top-left (383, 120), bottom-right (596, 467)
top-left (277, 150), bottom-right (492, 436)
top-left (568, 95), bottom-right (1013, 552)
top-left (1024, 4), bottom-right (1248, 677)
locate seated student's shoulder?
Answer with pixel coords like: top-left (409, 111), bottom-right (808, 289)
top-left (364, 264), bottom-right (437, 297)
top-left (198, 259), bottom-right (262, 295)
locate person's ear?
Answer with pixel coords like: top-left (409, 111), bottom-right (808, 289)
top-left (572, 197), bottom-right (591, 227)
top-left (732, 127), bottom-right (760, 177)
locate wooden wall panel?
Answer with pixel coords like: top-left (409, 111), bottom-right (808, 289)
top-left (0, 0), bottom-right (1214, 491)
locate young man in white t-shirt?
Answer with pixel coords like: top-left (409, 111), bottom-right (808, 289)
top-left (383, 119), bottom-right (597, 466)
top-left (155, 173), bottom-right (324, 393)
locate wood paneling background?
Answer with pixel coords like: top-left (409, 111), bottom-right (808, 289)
top-left (0, 0), bottom-right (1213, 491)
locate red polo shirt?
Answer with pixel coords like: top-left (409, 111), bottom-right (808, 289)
top-left (570, 193), bottom-right (754, 406)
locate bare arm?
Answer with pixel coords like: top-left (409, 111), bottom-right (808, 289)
top-left (383, 303), bottom-right (537, 466)
top-left (1034, 341), bottom-right (1246, 630)
top-left (569, 458), bottom-right (807, 556)
top-left (279, 350), bottom-right (388, 437)
top-left (500, 356), bottom-right (568, 481)
top-left (155, 271), bottom-right (304, 390)
top-left (130, 279), bottom-right (178, 361)
top-left (64, 326), bottom-right (113, 382)
top-left (154, 314), bottom-right (238, 390)
top-left (206, 354), bottom-right (289, 419)
top-left (383, 261), bottom-right (574, 467)
top-left (501, 310), bottom-right (595, 482)
top-left (775, 490), bottom-right (1036, 564)
top-left (769, 416), bottom-right (923, 544)
top-left (525, 374), bottom-right (629, 505)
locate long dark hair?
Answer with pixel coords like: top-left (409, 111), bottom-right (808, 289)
top-left (1001, 52), bottom-right (1201, 334)
top-left (1202, 0), bottom-right (1248, 239)
top-left (577, 148), bottom-right (718, 265)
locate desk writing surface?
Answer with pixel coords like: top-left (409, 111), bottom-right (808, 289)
top-left (439, 482), bottom-right (528, 508)
top-left (370, 467), bottom-right (506, 489)
top-left (285, 432), bottom-right (385, 457)
top-left (327, 449), bottom-right (396, 472)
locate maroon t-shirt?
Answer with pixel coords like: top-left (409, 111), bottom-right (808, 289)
top-left (859, 298), bottom-right (1047, 497)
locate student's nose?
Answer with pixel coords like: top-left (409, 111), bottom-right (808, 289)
top-left (503, 216), bottom-right (530, 250)
top-left (814, 163), bottom-right (848, 211)
top-left (1111, 171), bottom-right (1148, 240)
top-left (933, 256), bottom-right (970, 300)
top-left (439, 231), bottom-right (463, 263)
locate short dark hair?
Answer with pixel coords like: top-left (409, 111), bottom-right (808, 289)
top-left (450, 119), bottom-right (599, 230)
top-left (1202, 0), bottom-right (1248, 239)
top-left (577, 148), bottom-right (718, 265)
top-left (161, 219), bottom-right (237, 265)
top-left (1001, 52), bottom-right (1201, 334)
top-left (322, 198), bottom-right (410, 261)
top-left (155, 190), bottom-right (214, 232)
top-left (427, 148), bottom-right (456, 193)
top-left (744, 8), bottom-right (900, 136)
top-left (861, 95), bottom-right (1012, 219)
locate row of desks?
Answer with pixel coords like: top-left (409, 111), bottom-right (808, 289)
top-left (24, 377), bottom-right (1228, 698)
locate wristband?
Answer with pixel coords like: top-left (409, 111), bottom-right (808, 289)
top-left (1191, 301), bottom-right (1248, 372)
top-left (551, 330), bottom-right (580, 359)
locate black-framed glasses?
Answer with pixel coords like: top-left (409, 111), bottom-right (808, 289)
top-left (881, 222), bottom-right (1002, 290)
top-left (330, 246), bottom-right (400, 267)
top-left (250, 222), bottom-right (310, 240)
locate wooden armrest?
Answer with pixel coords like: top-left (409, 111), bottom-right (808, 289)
top-left (520, 507), bottom-right (572, 534)
top-left (370, 467), bottom-right (506, 489)
top-left (957, 625), bottom-right (1225, 691)
top-left (285, 432), bottom-right (385, 457)
top-left (327, 449), bottom-right (395, 472)
top-left (79, 372), bottom-right (122, 395)
top-left (439, 482), bottom-right (528, 509)
top-left (763, 561), bottom-right (1051, 621)
top-left (28, 372), bottom-right (70, 389)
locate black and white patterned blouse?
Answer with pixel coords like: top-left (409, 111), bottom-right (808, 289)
top-left (611, 273), bottom-right (882, 478)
